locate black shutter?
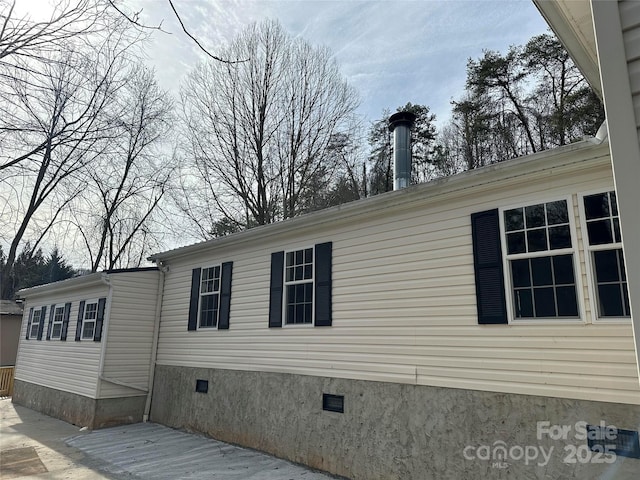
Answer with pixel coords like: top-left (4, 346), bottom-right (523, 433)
top-left (268, 251), bottom-right (284, 328)
top-left (218, 262), bottom-right (233, 330)
top-left (46, 304), bottom-right (55, 340)
top-left (471, 209), bottom-right (508, 324)
top-left (314, 242), bottom-right (333, 327)
top-left (60, 302), bottom-right (71, 341)
top-left (94, 297), bottom-right (106, 342)
top-left (25, 307), bottom-right (34, 340)
top-left (75, 300), bottom-right (85, 341)
top-left (37, 306), bottom-right (47, 340)
top-left (188, 268), bottom-right (201, 331)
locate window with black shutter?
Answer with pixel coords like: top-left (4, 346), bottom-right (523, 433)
top-left (471, 210), bottom-right (508, 324)
top-left (188, 262), bottom-right (233, 330)
top-left (269, 242), bottom-right (332, 327)
top-left (75, 298), bottom-right (106, 341)
top-left (502, 199), bottom-right (579, 320)
top-left (473, 199), bottom-right (581, 324)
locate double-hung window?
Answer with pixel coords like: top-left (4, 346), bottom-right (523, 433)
top-left (26, 305), bottom-right (48, 340)
top-left (582, 191), bottom-right (630, 319)
top-left (284, 248), bottom-right (314, 325)
top-left (502, 199), bottom-right (579, 319)
top-left (82, 301), bottom-right (99, 339)
top-left (268, 242), bottom-right (332, 328)
top-left (187, 262), bottom-right (233, 331)
top-left (75, 298), bottom-right (106, 341)
top-left (199, 265), bottom-right (221, 328)
top-left (29, 308), bottom-right (43, 338)
top-left (51, 305), bottom-right (65, 339)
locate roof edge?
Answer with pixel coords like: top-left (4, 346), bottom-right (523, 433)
top-left (16, 267), bottom-right (158, 298)
top-left (150, 138), bottom-right (609, 263)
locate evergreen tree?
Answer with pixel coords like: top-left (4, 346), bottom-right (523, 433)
top-left (443, 33), bottom-right (604, 169)
top-left (0, 245), bottom-right (75, 299)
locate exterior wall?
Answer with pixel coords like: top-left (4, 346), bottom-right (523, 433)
top-left (151, 365), bottom-right (640, 480)
top-left (155, 144), bottom-right (640, 405)
top-left (15, 282), bottom-right (109, 398)
top-left (99, 270), bottom-right (160, 398)
top-left (0, 314), bottom-right (22, 366)
top-left (13, 379), bottom-right (145, 429)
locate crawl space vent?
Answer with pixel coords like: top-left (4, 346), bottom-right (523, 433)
top-left (322, 394), bottom-right (344, 413)
top-left (587, 425), bottom-right (640, 459)
top-left (195, 379), bottom-right (208, 393)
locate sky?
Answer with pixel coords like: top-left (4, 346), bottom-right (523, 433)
top-left (124, 0), bottom-right (550, 126)
top-left (15, 0), bottom-right (550, 125)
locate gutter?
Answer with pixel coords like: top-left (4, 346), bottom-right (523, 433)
top-left (143, 263), bottom-right (166, 421)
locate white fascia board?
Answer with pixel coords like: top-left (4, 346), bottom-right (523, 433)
top-left (17, 272), bottom-right (110, 299)
top-left (149, 138), bottom-right (608, 263)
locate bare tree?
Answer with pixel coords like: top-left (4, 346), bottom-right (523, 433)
top-left (0, 11), bottom-right (145, 296)
top-left (179, 20), bottom-right (359, 237)
top-left (0, 0), bottom-right (110, 64)
top-left (72, 66), bottom-right (174, 271)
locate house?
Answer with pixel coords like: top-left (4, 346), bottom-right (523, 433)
top-left (136, 134), bottom-right (637, 479)
top-left (1, 299), bottom-right (23, 367)
top-left (13, 268), bottom-right (160, 429)
top-left (12, 1), bottom-right (640, 478)
top-left (14, 133), bottom-right (639, 480)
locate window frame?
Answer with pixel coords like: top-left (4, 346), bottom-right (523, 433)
top-left (50, 304), bottom-right (65, 340)
top-left (81, 299), bottom-right (99, 340)
top-left (198, 264), bottom-right (222, 330)
top-left (282, 245), bottom-right (315, 327)
top-left (578, 188), bottom-right (631, 323)
top-left (29, 307), bottom-right (43, 339)
top-left (499, 195), bottom-right (586, 324)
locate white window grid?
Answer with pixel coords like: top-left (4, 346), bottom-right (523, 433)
top-left (578, 190), bottom-right (630, 322)
top-left (29, 308), bottom-right (42, 338)
top-left (199, 265), bottom-right (221, 328)
top-left (51, 305), bottom-right (65, 339)
top-left (499, 196), bottom-right (585, 324)
top-left (82, 301), bottom-right (98, 339)
top-left (284, 247), bottom-right (314, 326)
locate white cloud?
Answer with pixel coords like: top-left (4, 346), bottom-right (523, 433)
top-left (13, 0), bottom-right (549, 122)
top-left (123, 0), bottom-right (548, 123)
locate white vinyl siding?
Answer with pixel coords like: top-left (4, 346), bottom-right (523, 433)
top-left (16, 270), bottom-right (159, 400)
top-left (99, 270), bottom-right (160, 398)
top-left (15, 284), bottom-right (109, 398)
top-left (155, 145), bottom-right (640, 406)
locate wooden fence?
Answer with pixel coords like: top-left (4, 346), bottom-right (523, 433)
top-left (0, 366), bottom-right (15, 397)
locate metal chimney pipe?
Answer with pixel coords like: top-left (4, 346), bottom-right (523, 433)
top-left (388, 111), bottom-right (416, 190)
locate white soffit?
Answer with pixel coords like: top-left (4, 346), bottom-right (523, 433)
top-left (533, 0), bottom-right (601, 97)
